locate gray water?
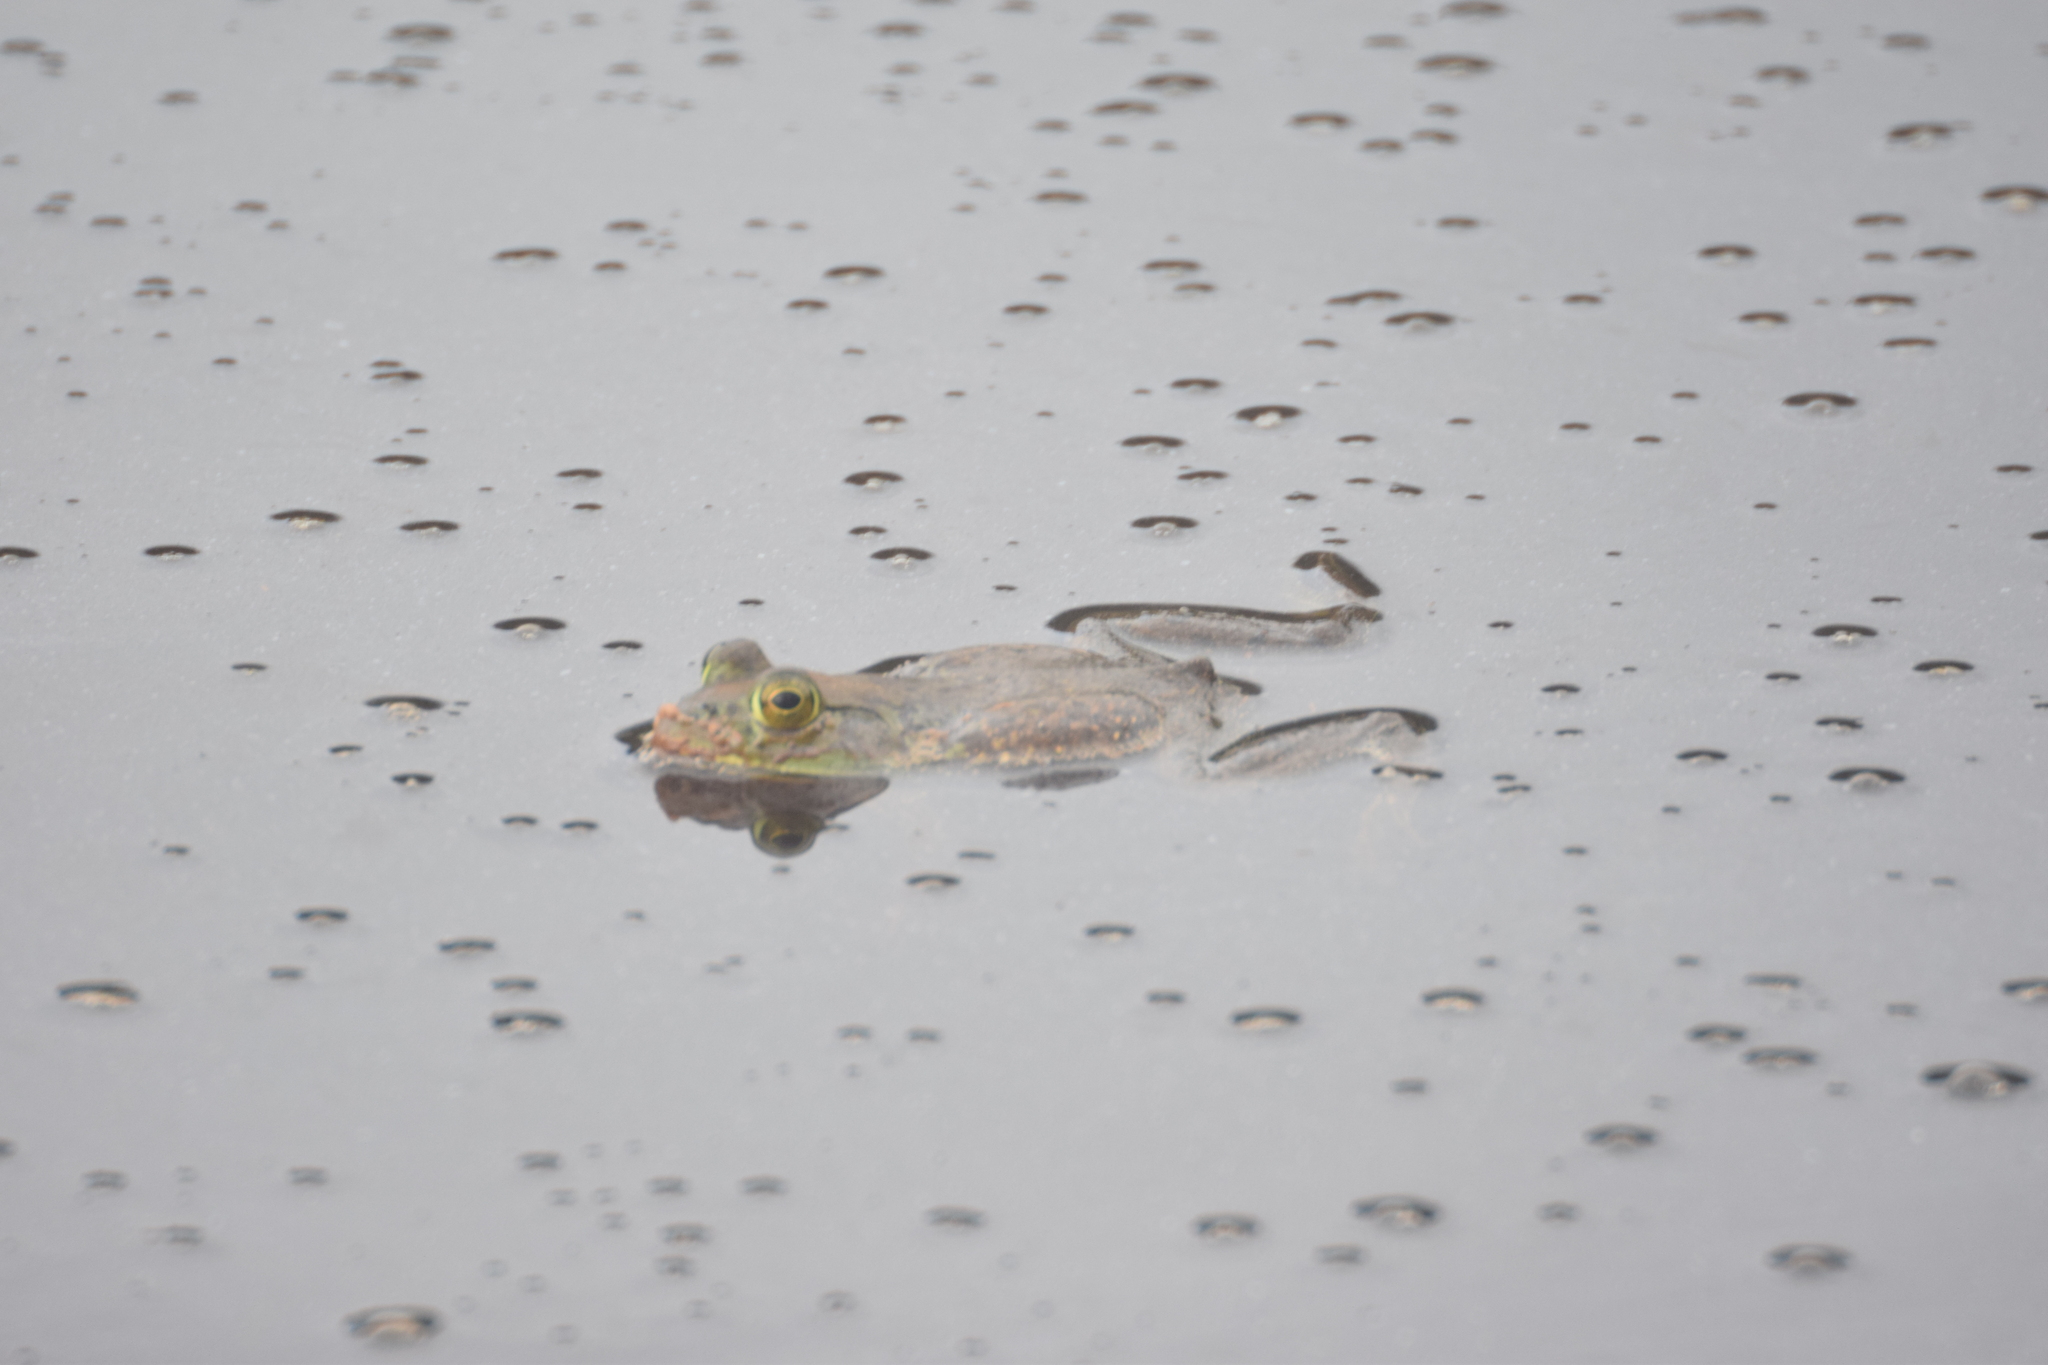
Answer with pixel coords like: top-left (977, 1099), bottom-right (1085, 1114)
top-left (3, 2), bottom-right (2044, 1361)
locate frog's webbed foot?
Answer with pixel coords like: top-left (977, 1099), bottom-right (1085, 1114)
top-left (1203, 708), bottom-right (1437, 779)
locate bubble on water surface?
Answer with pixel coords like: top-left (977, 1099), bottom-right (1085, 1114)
top-left (58, 980), bottom-right (139, 1008)
top-left (1812, 623), bottom-right (1874, 642)
top-left (742, 1175), bottom-right (786, 1196)
top-left (1922, 1061), bottom-right (2029, 1099)
top-left (493, 977), bottom-right (536, 993)
top-left (399, 520), bottom-right (458, 534)
top-left (1740, 311), bottom-right (1789, 329)
top-left (870, 546), bottom-right (933, 566)
top-left (1354, 1196), bottom-right (1438, 1229)
top-left (1121, 435), bottom-right (1185, 452)
top-left (1983, 185), bottom-right (2048, 213)
top-left (391, 773), bottom-right (434, 788)
top-left (1586, 1124), bottom-right (1657, 1151)
top-left (1085, 924), bottom-right (1135, 941)
top-left (1744, 1047), bottom-right (1818, 1070)
top-left (1386, 311), bottom-right (1455, 334)
top-left (495, 617), bottom-right (566, 635)
top-left (1138, 72), bottom-right (1213, 93)
top-left (1746, 974), bottom-right (1802, 992)
top-left (2001, 979), bottom-right (2048, 1003)
top-left (927, 1206), bottom-right (984, 1229)
top-left (1883, 337), bottom-right (1936, 351)
top-left (863, 414), bottom-right (908, 431)
top-left (518, 1152), bottom-right (560, 1171)
top-left (1698, 244), bottom-right (1754, 264)
top-left (0, 546), bottom-right (40, 561)
top-left (438, 938), bottom-right (496, 956)
top-left (296, 907), bottom-right (349, 927)
top-left (1677, 749), bottom-right (1728, 765)
top-left (1193, 1214), bottom-right (1258, 1241)
top-left (1765, 1243), bottom-right (1856, 1279)
top-left (662, 1221), bottom-right (712, 1243)
top-left (83, 1169), bottom-right (127, 1189)
top-left (907, 873), bottom-right (959, 890)
top-left (1886, 123), bottom-right (1953, 149)
top-left (1815, 717), bottom-right (1861, 733)
top-left (845, 470), bottom-right (903, 489)
top-left (1035, 190), bottom-right (1087, 204)
top-left (493, 247), bottom-right (558, 262)
top-left (387, 23), bottom-right (453, 43)
top-left (1418, 54), bottom-right (1492, 76)
top-left (1235, 405), bottom-right (1300, 427)
top-left (143, 545), bottom-right (200, 558)
top-left (1918, 246), bottom-right (1975, 263)
top-left (493, 1010), bottom-right (564, 1035)
top-left (1231, 1008), bottom-right (1299, 1032)
top-left (1170, 377), bottom-right (1221, 392)
top-left (1329, 290), bottom-right (1402, 307)
top-left (824, 265), bottom-right (884, 283)
top-left (1289, 112), bottom-right (1351, 130)
top-left (344, 1305), bottom-right (441, 1344)
top-left (1422, 988), bottom-right (1483, 1012)
top-left (1132, 515), bottom-right (1196, 535)
top-left (1912, 659), bottom-right (1973, 674)
top-left (376, 454), bottom-right (428, 467)
top-left (367, 695), bottom-right (443, 715)
top-left (1830, 768), bottom-right (1905, 790)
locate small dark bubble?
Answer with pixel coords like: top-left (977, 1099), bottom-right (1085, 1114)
top-left (1328, 290), bottom-right (1402, 306)
top-left (1765, 671), bottom-right (1801, 682)
top-left (1085, 923), bottom-right (1135, 941)
top-left (1034, 190), bottom-right (1087, 204)
top-left (556, 468), bottom-right (602, 480)
top-left (1983, 184), bottom-right (2048, 211)
top-left (296, 907), bottom-right (349, 926)
top-left (494, 616), bottom-right (567, 632)
top-left (328, 744), bottom-right (362, 756)
top-left (561, 819), bottom-right (598, 833)
top-left (1698, 243), bottom-right (1755, 263)
top-left (1855, 212), bottom-right (1907, 229)
top-left (1768, 1244), bottom-right (1850, 1275)
top-left (1177, 469), bottom-right (1228, 482)
top-left (1137, 71), bottom-right (1213, 93)
top-left (366, 694), bottom-right (443, 713)
top-left (1421, 987), bottom-right (1483, 1012)
top-left (907, 873), bottom-right (959, 890)
top-left (1586, 1123), bottom-right (1658, 1151)
top-left (1353, 1195), bottom-right (1439, 1229)
top-left (493, 1010), bottom-right (565, 1035)
top-left (1148, 990), bottom-right (1185, 1005)
top-left (1995, 464), bottom-right (2033, 475)
top-left (1815, 717), bottom-right (1862, 733)
top-left (1193, 1213), bottom-right (1259, 1241)
top-left (1234, 404), bottom-right (1301, 427)
top-left (1093, 99), bottom-right (1158, 116)
top-left (1811, 623), bottom-right (1875, 640)
top-left (845, 470), bottom-right (903, 488)
top-left (1913, 659), bottom-right (1973, 674)
top-left (1918, 246), bottom-right (1975, 263)
top-left (1689, 1023), bottom-right (1747, 1045)
top-left (390, 772), bottom-right (434, 788)
top-left (1289, 111), bottom-right (1351, 130)
top-left (1744, 1046), bottom-right (1818, 1070)
top-left (1417, 53), bottom-right (1492, 75)
top-left (1887, 122), bottom-right (1953, 148)
top-left (870, 546), bottom-right (933, 563)
top-left (493, 977), bottom-right (538, 993)
top-left (1142, 258), bottom-right (1201, 275)
top-left (0, 546), bottom-right (42, 561)
top-left (1003, 302), bottom-right (1048, 316)
top-left (1921, 1060), bottom-right (2030, 1099)
top-left (1677, 749), bottom-right (1727, 764)
top-left (400, 519), bottom-right (459, 533)
top-left (1541, 683), bottom-right (1580, 695)
top-left (58, 980), bottom-right (140, 1008)
top-left (1386, 311), bottom-right (1454, 333)
top-left (493, 247), bottom-right (559, 262)
top-left (2000, 979), bottom-right (2048, 1003)
top-left (143, 544), bottom-right (200, 558)
top-left (1231, 1007), bottom-right (1300, 1032)
top-left (375, 453), bottom-right (428, 467)
top-left (1132, 515), bottom-right (1196, 532)
top-left (1745, 973), bottom-right (1802, 991)
top-left (438, 937), bottom-right (496, 956)
top-left (926, 1206), bottom-right (985, 1229)
top-left (1120, 434), bottom-right (1185, 451)
top-left (862, 414), bottom-right (908, 431)
top-left (1830, 767), bottom-right (1906, 788)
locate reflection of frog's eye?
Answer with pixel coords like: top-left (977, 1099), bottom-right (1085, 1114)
top-left (751, 811), bottom-right (823, 857)
top-left (750, 672), bottom-right (822, 730)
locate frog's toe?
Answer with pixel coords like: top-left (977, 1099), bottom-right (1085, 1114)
top-left (1205, 708), bottom-right (1436, 778)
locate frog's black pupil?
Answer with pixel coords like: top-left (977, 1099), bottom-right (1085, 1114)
top-left (771, 690), bottom-right (802, 711)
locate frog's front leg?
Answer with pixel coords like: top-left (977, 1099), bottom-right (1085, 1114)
top-left (1202, 708), bottom-right (1437, 779)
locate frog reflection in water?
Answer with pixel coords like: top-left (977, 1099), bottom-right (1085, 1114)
top-left (627, 555), bottom-right (1438, 856)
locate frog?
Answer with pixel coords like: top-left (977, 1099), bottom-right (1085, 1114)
top-left (632, 619), bottom-right (1434, 781)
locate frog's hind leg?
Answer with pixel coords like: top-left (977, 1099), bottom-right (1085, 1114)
top-left (1204, 708), bottom-right (1437, 778)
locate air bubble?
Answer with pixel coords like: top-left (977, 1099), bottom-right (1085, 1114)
top-left (926, 1206), bottom-right (985, 1229)
top-left (345, 1306), bottom-right (442, 1345)
top-left (143, 544), bottom-right (200, 558)
top-left (1815, 717), bottom-right (1862, 733)
top-left (1698, 244), bottom-right (1755, 263)
top-left (438, 937), bottom-right (496, 956)
top-left (1740, 311), bottom-right (1789, 328)
top-left (1421, 987), bottom-right (1483, 1012)
top-left (400, 520), bottom-right (458, 533)
top-left (1148, 990), bottom-right (1185, 1005)
top-left (1746, 973), bottom-right (1801, 991)
top-left (1689, 1023), bottom-right (1747, 1045)
top-left (493, 977), bottom-right (537, 993)
top-left (824, 264), bottom-right (884, 282)
top-left (1922, 1060), bottom-right (2029, 1099)
top-left (1417, 54), bottom-right (1492, 75)
top-left (493, 247), bottom-right (558, 262)
top-left (1887, 123), bottom-right (1953, 149)
top-left (869, 546), bottom-right (933, 565)
top-left (1812, 623), bottom-right (1874, 642)
top-left (1035, 190), bottom-right (1087, 204)
top-left (1386, 311), bottom-right (1454, 333)
top-left (1353, 1195), bottom-right (1438, 1229)
top-left (376, 453), bottom-right (428, 467)
top-left (493, 1010), bottom-right (564, 1035)
top-left (741, 1175), bottom-right (786, 1196)
top-left (58, 980), bottom-right (139, 1008)
top-left (1744, 1046), bottom-right (1818, 1070)
top-left (1883, 337), bottom-right (1936, 350)
top-left (907, 873), bottom-right (959, 890)
top-left (1093, 99), bottom-right (1157, 117)
top-left (1235, 404), bottom-right (1300, 428)
top-left (1829, 767), bottom-right (1905, 789)
top-left (0, 546), bottom-right (40, 561)
top-left (1585, 1124), bottom-right (1658, 1151)
top-left (1854, 294), bottom-right (1915, 314)
top-left (494, 617), bottom-right (567, 634)
top-left (1193, 1213), bottom-right (1258, 1241)
top-left (1231, 1007), bottom-right (1299, 1032)
top-left (1855, 213), bottom-right (1907, 230)
top-left (1913, 659), bottom-right (1973, 674)
top-left (1132, 516), bottom-right (1196, 535)
top-left (1003, 302), bottom-right (1048, 317)
top-left (845, 470), bottom-right (903, 489)
top-left (297, 907), bottom-right (349, 926)
top-left (366, 695), bottom-right (443, 715)
top-left (1143, 259), bottom-right (1201, 276)
top-left (1085, 923), bottom-right (1135, 941)
top-left (1918, 246), bottom-right (1975, 263)
top-left (1983, 185), bottom-right (2048, 213)
top-left (1121, 434), bottom-right (1185, 452)
top-left (1769, 1244), bottom-right (1850, 1275)
top-left (603, 640), bottom-right (641, 652)
top-left (1289, 112), bottom-right (1351, 131)
top-left (2000, 979), bottom-right (2048, 1003)
top-left (1170, 377), bottom-right (1220, 391)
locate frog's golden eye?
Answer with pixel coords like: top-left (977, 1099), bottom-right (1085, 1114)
top-left (750, 671), bottom-right (822, 730)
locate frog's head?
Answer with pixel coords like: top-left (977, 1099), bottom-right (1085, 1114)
top-left (644, 640), bottom-right (885, 775)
